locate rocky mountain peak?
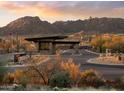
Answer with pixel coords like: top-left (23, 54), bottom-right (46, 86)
top-left (6, 16), bottom-right (41, 28)
top-left (0, 16), bottom-right (62, 36)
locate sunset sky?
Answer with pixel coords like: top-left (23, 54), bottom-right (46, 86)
top-left (0, 1), bottom-right (124, 27)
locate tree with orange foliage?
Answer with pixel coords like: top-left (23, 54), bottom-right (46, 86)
top-left (0, 36), bottom-right (37, 53)
top-left (24, 55), bottom-right (62, 85)
top-left (61, 58), bottom-right (81, 86)
top-left (91, 35), bottom-right (106, 53)
top-left (91, 34), bottom-right (124, 53)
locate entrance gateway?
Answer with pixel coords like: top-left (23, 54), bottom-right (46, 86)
top-left (25, 35), bottom-right (80, 54)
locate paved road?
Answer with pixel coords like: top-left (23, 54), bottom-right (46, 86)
top-left (1, 50), bottom-right (124, 80)
top-left (61, 49), bottom-right (124, 80)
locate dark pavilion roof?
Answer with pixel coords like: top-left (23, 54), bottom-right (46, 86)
top-left (25, 35), bottom-right (68, 42)
top-left (25, 35), bottom-right (80, 44)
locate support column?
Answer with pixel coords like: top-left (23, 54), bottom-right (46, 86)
top-left (71, 44), bottom-right (75, 49)
top-left (49, 42), bottom-right (56, 54)
top-left (74, 44), bottom-right (79, 54)
top-left (49, 42), bottom-right (52, 54)
top-left (38, 41), bottom-right (41, 52)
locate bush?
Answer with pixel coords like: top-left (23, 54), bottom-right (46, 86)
top-left (3, 72), bottom-right (14, 84)
top-left (49, 71), bottom-right (72, 88)
top-left (78, 69), bottom-right (105, 88)
top-left (13, 84), bottom-right (26, 91)
top-left (110, 77), bottom-right (124, 90)
top-left (3, 70), bottom-right (28, 84)
top-left (0, 67), bottom-right (8, 84)
top-left (60, 58), bottom-right (81, 85)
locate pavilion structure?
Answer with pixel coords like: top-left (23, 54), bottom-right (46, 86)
top-left (25, 35), bottom-right (80, 54)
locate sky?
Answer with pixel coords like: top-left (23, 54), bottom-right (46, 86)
top-left (0, 1), bottom-right (124, 27)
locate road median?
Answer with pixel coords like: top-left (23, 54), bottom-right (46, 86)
top-left (87, 58), bottom-right (124, 67)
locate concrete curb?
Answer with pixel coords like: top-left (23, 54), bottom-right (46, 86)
top-left (85, 50), bottom-right (100, 55)
top-left (87, 58), bottom-right (124, 66)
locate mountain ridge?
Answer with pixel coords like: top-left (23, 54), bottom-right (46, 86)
top-left (0, 16), bottom-right (124, 36)
top-left (0, 16), bottom-right (63, 36)
top-left (53, 17), bottom-right (124, 34)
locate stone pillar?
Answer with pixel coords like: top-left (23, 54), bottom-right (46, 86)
top-left (106, 49), bottom-right (109, 56)
top-left (38, 41), bottom-right (41, 52)
top-left (49, 42), bottom-right (52, 54)
top-left (35, 42), bottom-right (39, 52)
top-left (53, 43), bottom-right (56, 54)
top-left (74, 44), bottom-right (79, 54)
top-left (106, 49), bottom-right (111, 56)
top-left (71, 44), bottom-right (75, 49)
top-left (14, 54), bottom-right (19, 63)
top-left (49, 42), bottom-right (56, 54)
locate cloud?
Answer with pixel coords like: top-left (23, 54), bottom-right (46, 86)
top-left (0, 1), bottom-right (124, 22)
top-left (0, 2), bottom-right (59, 16)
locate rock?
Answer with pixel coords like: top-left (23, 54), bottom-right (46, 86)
top-left (53, 86), bottom-right (59, 91)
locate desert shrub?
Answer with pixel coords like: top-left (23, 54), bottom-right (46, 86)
top-left (13, 84), bottom-right (26, 91)
top-left (26, 57), bottom-right (62, 85)
top-left (0, 67), bottom-right (8, 84)
top-left (3, 70), bottom-right (28, 84)
top-left (110, 77), bottom-right (124, 90)
top-left (49, 71), bottom-right (72, 88)
top-left (12, 70), bottom-right (28, 84)
top-left (3, 72), bottom-right (15, 84)
top-left (78, 69), bottom-right (105, 88)
top-left (0, 36), bottom-right (37, 53)
top-left (25, 54), bottom-right (80, 86)
top-left (60, 58), bottom-right (81, 86)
